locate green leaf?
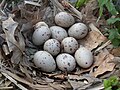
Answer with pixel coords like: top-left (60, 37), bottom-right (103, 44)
top-left (105, 0), bottom-right (118, 15)
top-left (107, 18), bottom-right (120, 24)
top-left (104, 76), bottom-right (120, 90)
top-left (97, 0), bottom-right (109, 20)
top-left (109, 76), bottom-right (119, 86)
top-left (108, 29), bottom-right (119, 40)
top-left (75, 0), bottom-right (86, 9)
top-left (105, 86), bottom-right (112, 90)
top-left (99, 6), bottom-right (104, 18)
top-left (98, 0), bottom-right (109, 6)
top-left (117, 88), bottom-right (120, 90)
top-left (108, 29), bottom-right (120, 47)
top-left (104, 79), bottom-right (112, 88)
top-left (111, 38), bottom-right (120, 47)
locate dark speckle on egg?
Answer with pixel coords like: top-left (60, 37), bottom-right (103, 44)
top-left (68, 63), bottom-right (70, 66)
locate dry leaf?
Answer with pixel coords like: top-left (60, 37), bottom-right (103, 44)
top-left (68, 74), bottom-right (102, 90)
top-left (78, 30), bottom-right (106, 51)
top-left (11, 48), bottom-right (22, 64)
top-left (86, 84), bottom-right (104, 90)
top-left (2, 17), bottom-right (18, 35)
top-left (111, 47), bottom-right (120, 57)
top-left (21, 22), bottom-right (33, 33)
top-left (2, 17), bottom-right (25, 54)
top-left (3, 29), bottom-right (24, 53)
top-left (2, 70), bottom-right (52, 89)
top-left (19, 65), bottom-right (33, 83)
top-left (111, 57), bottom-right (120, 64)
top-left (92, 50), bottom-right (115, 77)
top-left (49, 83), bottom-right (65, 90)
top-left (2, 17), bottom-right (18, 52)
top-left (81, 0), bottom-right (106, 26)
top-left (4, 80), bottom-right (11, 87)
top-left (95, 40), bottom-right (111, 52)
top-left (19, 4), bottom-right (43, 24)
top-left (1, 72), bottom-right (28, 90)
top-left (0, 36), bottom-right (5, 46)
top-left (43, 73), bottom-right (66, 80)
top-left (2, 17), bottom-right (27, 64)
top-left (41, 77), bottom-right (54, 83)
top-left (18, 32), bottom-right (25, 51)
top-left (43, 7), bottom-right (55, 26)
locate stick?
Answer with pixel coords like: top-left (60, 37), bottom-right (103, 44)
top-left (49, 0), bottom-right (65, 11)
top-left (95, 40), bottom-right (111, 52)
top-left (1, 72), bottom-right (28, 90)
top-left (89, 23), bottom-right (104, 36)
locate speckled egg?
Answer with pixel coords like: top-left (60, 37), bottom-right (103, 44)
top-left (44, 39), bottom-right (60, 56)
top-left (33, 51), bottom-right (56, 72)
top-left (68, 23), bottom-right (88, 39)
top-left (75, 46), bottom-right (93, 68)
top-left (56, 53), bottom-right (76, 72)
top-left (50, 26), bottom-right (68, 42)
top-left (61, 37), bottom-right (78, 54)
top-left (55, 12), bottom-right (75, 28)
top-left (32, 26), bottom-right (51, 45)
top-left (35, 22), bottom-right (48, 29)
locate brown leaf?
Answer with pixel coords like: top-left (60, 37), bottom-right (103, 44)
top-left (2, 17), bottom-right (18, 35)
top-left (17, 32), bottom-right (25, 51)
top-left (81, 0), bottom-right (106, 26)
top-left (21, 22), bottom-right (33, 33)
top-left (2, 17), bottom-right (25, 55)
top-left (78, 25), bottom-right (106, 50)
top-left (43, 73), bottom-right (66, 80)
top-left (11, 47), bottom-right (22, 64)
top-left (2, 70), bottom-right (51, 89)
top-left (68, 74), bottom-right (102, 90)
top-left (111, 47), bottom-right (120, 57)
top-left (49, 83), bottom-right (65, 90)
top-left (19, 65), bottom-right (33, 83)
top-left (1, 72), bottom-right (28, 90)
top-left (2, 17), bottom-right (18, 52)
top-left (0, 36), bottom-right (5, 46)
top-left (86, 84), bottom-right (104, 90)
top-left (19, 4), bottom-right (43, 24)
top-left (41, 77), bottom-right (54, 83)
top-left (92, 50), bottom-right (115, 77)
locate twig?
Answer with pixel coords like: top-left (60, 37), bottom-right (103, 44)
top-left (67, 2), bottom-right (82, 20)
top-left (0, 86), bottom-right (13, 90)
top-left (2, 70), bottom-right (50, 89)
top-left (49, 0), bottom-right (65, 11)
top-left (0, 0), bottom-right (6, 9)
top-left (1, 72), bottom-right (28, 90)
top-left (24, 1), bottom-right (41, 7)
top-left (50, 0), bottom-right (82, 20)
top-left (89, 23), bottom-right (104, 36)
top-left (95, 40), bottom-right (111, 52)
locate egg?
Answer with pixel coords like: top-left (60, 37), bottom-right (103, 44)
top-left (35, 22), bottom-right (48, 29)
top-left (33, 51), bottom-right (56, 72)
top-left (74, 47), bottom-right (93, 68)
top-left (55, 12), bottom-right (75, 28)
top-left (32, 26), bottom-right (51, 45)
top-left (68, 23), bottom-right (88, 39)
top-left (61, 37), bottom-right (78, 54)
top-left (50, 26), bottom-right (68, 42)
top-left (44, 39), bottom-right (60, 56)
top-left (56, 53), bottom-right (76, 72)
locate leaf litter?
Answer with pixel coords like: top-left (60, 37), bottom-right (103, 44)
top-left (0, 0), bottom-right (119, 90)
